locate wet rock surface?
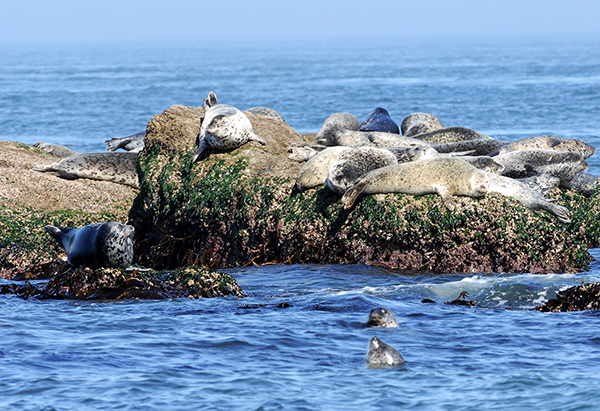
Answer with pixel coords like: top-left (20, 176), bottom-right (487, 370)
top-left (534, 282), bottom-right (600, 312)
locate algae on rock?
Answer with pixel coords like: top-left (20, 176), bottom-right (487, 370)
top-left (129, 104), bottom-right (600, 274)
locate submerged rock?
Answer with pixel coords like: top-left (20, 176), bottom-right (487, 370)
top-left (128, 104), bottom-right (600, 274)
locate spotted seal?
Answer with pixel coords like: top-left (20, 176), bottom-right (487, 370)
top-left (32, 152), bottom-right (139, 188)
top-left (314, 112), bottom-right (361, 145)
top-left (192, 92), bottom-right (266, 162)
top-left (359, 107), bottom-right (400, 134)
top-left (492, 149), bottom-right (588, 185)
top-left (516, 174), bottom-right (561, 197)
top-left (366, 307), bottom-right (399, 328)
top-left (105, 131), bottom-right (145, 153)
top-left (246, 107), bottom-right (285, 122)
top-left (325, 129), bottom-right (433, 148)
top-left (295, 146), bottom-right (352, 191)
top-left (401, 112), bottom-right (444, 137)
top-left (366, 336), bottom-right (405, 368)
top-left (44, 222), bottom-right (135, 268)
top-left (32, 142), bottom-right (79, 158)
top-left (489, 135), bottom-right (595, 159)
top-left (326, 147), bottom-right (399, 194)
top-left (411, 126), bottom-right (493, 145)
top-left (433, 139), bottom-right (507, 156)
top-left (563, 172), bottom-right (600, 197)
top-left (341, 158), bottom-right (489, 210)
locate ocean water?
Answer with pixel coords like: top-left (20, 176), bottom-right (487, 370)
top-left (2, 38), bottom-right (600, 410)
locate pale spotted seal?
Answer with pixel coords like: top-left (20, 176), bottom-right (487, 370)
top-left (401, 112), bottom-right (444, 137)
top-left (295, 146), bottom-right (352, 191)
top-left (489, 135), bottom-right (595, 159)
top-left (105, 131), bottom-right (145, 152)
top-left (366, 308), bottom-right (399, 328)
top-left (246, 107), bottom-right (285, 122)
top-left (326, 147), bottom-right (399, 194)
top-left (433, 139), bottom-right (507, 156)
top-left (411, 126), bottom-right (493, 145)
top-left (32, 142), bottom-right (79, 158)
top-left (359, 108), bottom-right (400, 134)
top-left (366, 336), bottom-right (405, 368)
top-left (328, 129), bottom-right (433, 148)
top-left (32, 152), bottom-right (139, 188)
top-left (341, 158), bottom-right (489, 211)
top-left (492, 149), bottom-right (588, 185)
top-left (192, 91), bottom-right (266, 162)
top-left (45, 222), bottom-right (135, 268)
top-left (516, 174), bottom-right (561, 197)
top-left (314, 112), bottom-right (361, 146)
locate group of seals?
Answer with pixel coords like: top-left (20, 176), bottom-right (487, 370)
top-left (364, 307), bottom-right (404, 368)
top-left (45, 222), bottom-right (135, 268)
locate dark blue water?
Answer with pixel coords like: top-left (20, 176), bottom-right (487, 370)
top-left (2, 38), bottom-right (600, 410)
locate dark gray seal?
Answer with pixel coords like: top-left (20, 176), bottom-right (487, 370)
top-left (246, 107), bottom-right (285, 122)
top-left (366, 308), bottom-right (399, 328)
top-left (32, 152), bottom-right (139, 188)
top-left (401, 112), bottom-right (444, 137)
top-left (563, 172), bottom-right (600, 197)
top-left (45, 222), bottom-right (135, 268)
top-left (105, 131), bottom-right (145, 152)
top-left (359, 108), bottom-right (399, 134)
top-left (327, 129), bottom-right (432, 148)
top-left (366, 336), bottom-right (405, 368)
top-left (516, 174), bottom-right (561, 197)
top-left (192, 92), bottom-right (266, 162)
top-left (433, 139), bottom-right (507, 156)
top-left (314, 112), bottom-right (361, 146)
top-left (33, 142), bottom-right (79, 158)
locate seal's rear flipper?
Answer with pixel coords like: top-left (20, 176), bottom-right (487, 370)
top-left (191, 138), bottom-right (211, 163)
top-left (44, 225), bottom-right (73, 249)
top-left (250, 133), bottom-right (267, 145)
top-left (342, 179), bottom-right (369, 210)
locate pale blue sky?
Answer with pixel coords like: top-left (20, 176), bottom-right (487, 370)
top-left (2, 0), bottom-right (600, 45)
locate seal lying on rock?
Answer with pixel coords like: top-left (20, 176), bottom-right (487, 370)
top-left (516, 174), bottom-right (561, 197)
top-left (246, 106), bottom-right (285, 122)
top-left (341, 157), bottom-right (571, 223)
top-left (33, 142), bottom-right (79, 158)
top-left (296, 146), bottom-right (352, 190)
top-left (401, 112), bottom-right (444, 137)
top-left (314, 112), bottom-right (361, 146)
top-left (341, 158), bottom-right (489, 211)
top-left (192, 91), bottom-right (266, 162)
top-left (326, 129), bottom-right (433, 148)
top-left (359, 108), bottom-right (400, 134)
top-left (32, 152), bottom-right (139, 188)
top-left (433, 139), bottom-right (507, 156)
top-left (366, 308), bottom-right (399, 328)
top-left (563, 172), bottom-right (600, 197)
top-left (105, 131), bottom-right (145, 152)
top-left (45, 222), bottom-right (135, 268)
top-left (366, 336), bottom-right (404, 368)
top-left (489, 135), bottom-right (595, 159)
top-left (410, 126), bottom-right (492, 145)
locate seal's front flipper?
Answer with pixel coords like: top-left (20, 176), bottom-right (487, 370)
top-left (250, 132), bottom-right (267, 145)
top-left (435, 185), bottom-right (458, 210)
top-left (192, 138), bottom-right (210, 163)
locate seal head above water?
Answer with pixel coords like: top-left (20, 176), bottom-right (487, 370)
top-left (45, 222), bottom-right (135, 268)
top-left (366, 307), bottom-right (399, 328)
top-left (366, 336), bottom-right (405, 368)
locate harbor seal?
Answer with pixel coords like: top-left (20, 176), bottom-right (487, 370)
top-left (341, 158), bottom-right (489, 210)
top-left (492, 149), bottom-right (588, 185)
top-left (44, 222), bottom-right (135, 268)
top-left (563, 172), bottom-right (600, 197)
top-left (516, 174), bottom-right (561, 197)
top-left (32, 142), bottom-right (79, 158)
top-left (366, 307), bottom-right (399, 328)
top-left (314, 112), bottom-right (361, 146)
top-left (246, 106), bottom-right (285, 122)
top-left (295, 146), bottom-right (352, 190)
top-left (401, 112), bottom-right (444, 137)
top-left (433, 139), bottom-right (507, 156)
top-left (192, 91), bottom-right (266, 163)
top-left (105, 131), bottom-right (145, 152)
top-left (326, 147), bottom-right (399, 194)
top-left (32, 152), bottom-right (139, 188)
top-left (366, 336), bottom-right (405, 368)
top-left (489, 135), bottom-right (595, 159)
top-left (327, 129), bottom-right (433, 148)
top-left (359, 108), bottom-right (400, 134)
top-left (411, 126), bottom-right (493, 145)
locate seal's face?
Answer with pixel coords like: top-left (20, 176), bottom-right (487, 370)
top-left (471, 172), bottom-right (489, 196)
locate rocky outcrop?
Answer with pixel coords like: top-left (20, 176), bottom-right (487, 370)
top-left (128, 105), bottom-right (600, 274)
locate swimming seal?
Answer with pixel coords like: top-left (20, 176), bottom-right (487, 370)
top-left (192, 91), bottom-right (266, 162)
top-left (401, 112), bottom-right (444, 137)
top-left (45, 221), bottom-right (135, 268)
top-left (366, 336), bottom-right (405, 368)
top-left (366, 308), bottom-right (399, 328)
top-left (314, 112), bottom-right (361, 146)
top-left (32, 142), bottom-right (79, 158)
top-left (32, 152), bottom-right (139, 188)
top-left (489, 135), bottom-right (595, 159)
top-left (341, 158), bottom-right (489, 211)
top-left (105, 132), bottom-right (145, 153)
top-left (246, 107), bottom-right (285, 122)
top-left (359, 108), bottom-right (400, 134)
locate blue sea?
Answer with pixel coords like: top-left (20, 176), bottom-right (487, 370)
top-left (2, 37), bottom-right (600, 410)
